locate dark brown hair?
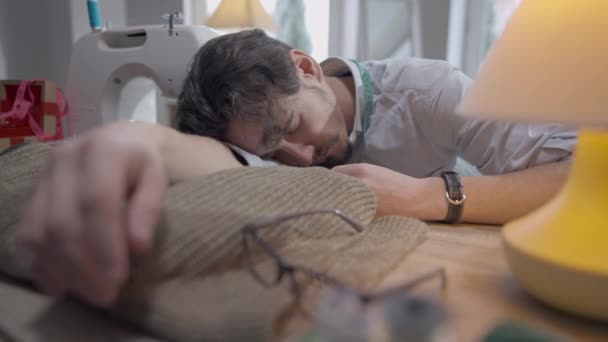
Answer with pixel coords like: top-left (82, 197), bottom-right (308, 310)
top-left (175, 29), bottom-right (300, 146)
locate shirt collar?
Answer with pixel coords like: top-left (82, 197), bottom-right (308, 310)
top-left (320, 57), bottom-right (365, 144)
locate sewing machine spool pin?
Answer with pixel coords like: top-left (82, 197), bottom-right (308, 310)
top-left (162, 12), bottom-right (184, 37)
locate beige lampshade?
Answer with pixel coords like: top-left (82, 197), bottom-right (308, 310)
top-left (458, 0), bottom-right (608, 126)
top-left (205, 0), bottom-right (276, 32)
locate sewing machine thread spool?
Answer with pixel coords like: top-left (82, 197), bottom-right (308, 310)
top-left (87, 0), bottom-right (103, 32)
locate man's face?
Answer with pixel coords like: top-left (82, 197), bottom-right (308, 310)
top-left (225, 81), bottom-right (352, 167)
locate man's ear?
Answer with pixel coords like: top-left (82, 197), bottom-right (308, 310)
top-left (290, 49), bottom-right (324, 82)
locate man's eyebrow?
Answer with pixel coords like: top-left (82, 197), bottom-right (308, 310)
top-left (260, 111), bottom-right (295, 150)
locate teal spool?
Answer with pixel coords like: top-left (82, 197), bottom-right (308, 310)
top-left (87, 0), bottom-right (102, 31)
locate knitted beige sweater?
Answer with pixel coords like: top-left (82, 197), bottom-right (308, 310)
top-left (0, 144), bottom-right (428, 341)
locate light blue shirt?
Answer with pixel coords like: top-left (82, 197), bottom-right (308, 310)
top-left (232, 57), bottom-right (577, 177)
top-left (322, 57), bottom-right (576, 177)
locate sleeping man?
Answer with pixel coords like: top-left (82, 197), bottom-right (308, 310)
top-left (16, 29), bottom-right (575, 307)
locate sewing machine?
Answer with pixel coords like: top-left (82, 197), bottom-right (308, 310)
top-left (66, 21), bottom-right (217, 136)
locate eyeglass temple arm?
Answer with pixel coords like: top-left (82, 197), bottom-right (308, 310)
top-left (290, 264), bottom-right (357, 292)
top-left (242, 209), bottom-right (364, 233)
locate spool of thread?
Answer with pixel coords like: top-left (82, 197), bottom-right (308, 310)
top-left (87, 0), bottom-right (103, 31)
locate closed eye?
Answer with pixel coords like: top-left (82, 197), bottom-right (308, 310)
top-left (259, 111), bottom-right (295, 152)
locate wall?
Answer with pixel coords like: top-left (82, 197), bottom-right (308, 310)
top-left (414, 0), bottom-right (451, 60)
top-left (0, 0), bottom-right (130, 88)
top-left (330, 0), bottom-right (451, 61)
top-left (365, 0), bottom-right (411, 60)
top-left (0, 0), bottom-right (457, 85)
top-left (126, 0), bottom-right (184, 26)
top-left (0, 0), bottom-right (55, 81)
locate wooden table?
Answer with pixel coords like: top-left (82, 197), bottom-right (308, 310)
top-left (381, 223), bottom-right (608, 341)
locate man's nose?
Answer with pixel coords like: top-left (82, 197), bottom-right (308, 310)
top-left (275, 141), bottom-right (315, 166)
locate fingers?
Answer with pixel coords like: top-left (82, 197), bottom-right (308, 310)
top-left (77, 142), bottom-right (130, 306)
top-left (19, 143), bottom-right (120, 306)
top-left (16, 134), bottom-right (166, 308)
top-left (332, 164), bottom-right (361, 177)
top-left (32, 260), bottom-right (67, 297)
top-left (126, 154), bottom-right (167, 255)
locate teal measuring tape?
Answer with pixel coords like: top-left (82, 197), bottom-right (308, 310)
top-left (350, 60), bottom-right (373, 135)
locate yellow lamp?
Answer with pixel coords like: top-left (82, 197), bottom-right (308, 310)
top-left (205, 0), bottom-right (276, 32)
top-left (458, 0), bottom-right (608, 320)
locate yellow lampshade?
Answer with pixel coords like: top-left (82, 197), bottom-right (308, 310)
top-left (205, 0), bottom-right (276, 32)
top-left (459, 0), bottom-right (608, 126)
top-left (458, 0), bottom-right (608, 321)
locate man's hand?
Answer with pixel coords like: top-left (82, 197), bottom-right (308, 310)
top-left (332, 163), bottom-right (446, 220)
top-left (17, 122), bottom-right (167, 307)
top-left (334, 162), bottom-right (571, 225)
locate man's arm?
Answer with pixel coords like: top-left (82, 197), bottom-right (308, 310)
top-left (17, 121), bottom-right (242, 307)
top-left (159, 123), bottom-right (243, 183)
top-left (76, 120), bottom-right (242, 184)
top-left (334, 160), bottom-right (571, 225)
top-left (434, 69), bottom-right (577, 175)
top-left (421, 161), bottom-right (571, 224)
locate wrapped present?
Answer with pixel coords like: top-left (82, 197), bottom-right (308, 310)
top-left (0, 80), bottom-right (68, 151)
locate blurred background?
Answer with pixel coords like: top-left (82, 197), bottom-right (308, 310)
top-left (0, 0), bottom-right (521, 89)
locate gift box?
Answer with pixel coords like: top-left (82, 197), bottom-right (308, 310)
top-left (0, 80), bottom-right (67, 151)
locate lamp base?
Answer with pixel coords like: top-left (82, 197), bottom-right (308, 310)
top-left (504, 239), bottom-right (608, 321)
top-left (503, 130), bottom-right (608, 321)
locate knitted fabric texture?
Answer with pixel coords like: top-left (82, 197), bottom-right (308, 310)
top-left (0, 143), bottom-right (428, 341)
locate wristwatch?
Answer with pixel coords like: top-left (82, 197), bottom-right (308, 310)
top-left (440, 171), bottom-right (466, 223)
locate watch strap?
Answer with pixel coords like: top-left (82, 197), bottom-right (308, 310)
top-left (440, 171), bottom-right (465, 223)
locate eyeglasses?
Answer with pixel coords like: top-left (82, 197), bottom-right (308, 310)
top-left (239, 209), bottom-right (447, 337)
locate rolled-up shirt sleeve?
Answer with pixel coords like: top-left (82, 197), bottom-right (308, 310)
top-left (434, 69), bottom-right (578, 175)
